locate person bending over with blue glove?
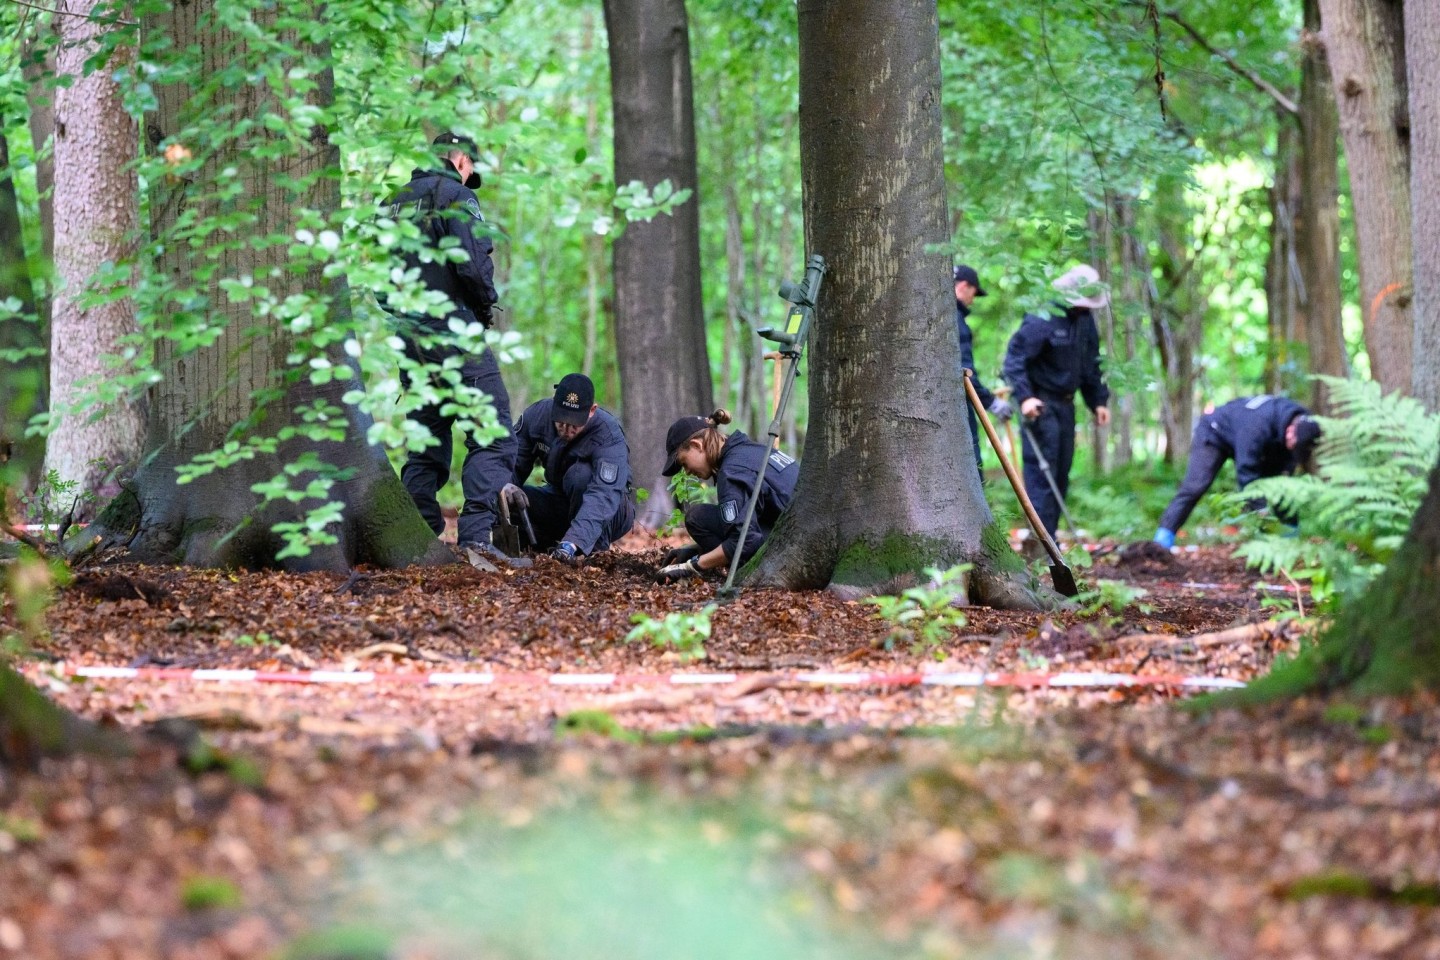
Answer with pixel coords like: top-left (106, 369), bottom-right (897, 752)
top-left (1153, 395), bottom-right (1322, 549)
top-left (654, 409), bottom-right (798, 583)
top-left (502, 373), bottom-right (635, 566)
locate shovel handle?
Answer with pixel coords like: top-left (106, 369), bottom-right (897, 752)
top-left (963, 371), bottom-right (1067, 568)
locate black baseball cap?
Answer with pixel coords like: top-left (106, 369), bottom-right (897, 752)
top-left (953, 264), bottom-right (987, 296)
top-left (552, 373), bottom-right (595, 426)
top-left (662, 415), bottom-right (712, 476)
top-left (433, 132), bottom-right (482, 189)
top-left (1291, 415), bottom-right (1322, 461)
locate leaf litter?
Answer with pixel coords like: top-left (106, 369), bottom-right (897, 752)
top-left (2, 542), bottom-right (1438, 959)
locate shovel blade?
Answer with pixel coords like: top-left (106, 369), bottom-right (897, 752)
top-left (1049, 562), bottom-right (1080, 597)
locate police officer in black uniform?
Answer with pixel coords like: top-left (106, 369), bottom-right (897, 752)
top-left (654, 409), bottom-right (798, 582)
top-left (384, 132), bottom-right (521, 565)
top-left (501, 373), bottom-right (635, 565)
top-left (1153, 395), bottom-right (1321, 548)
top-left (1001, 264), bottom-right (1111, 537)
top-left (954, 264), bottom-right (1012, 477)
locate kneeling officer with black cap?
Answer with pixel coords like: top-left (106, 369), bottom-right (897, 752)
top-left (655, 409), bottom-right (798, 583)
top-left (501, 374), bottom-right (636, 565)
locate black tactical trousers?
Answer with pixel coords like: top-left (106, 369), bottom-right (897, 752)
top-left (1020, 399), bottom-right (1075, 538)
top-left (522, 466), bottom-right (636, 554)
top-left (1158, 423), bottom-right (1229, 534)
top-left (683, 503), bottom-right (767, 567)
top-left (400, 345), bottom-right (517, 545)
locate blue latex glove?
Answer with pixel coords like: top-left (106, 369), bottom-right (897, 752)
top-left (1153, 528), bottom-right (1176, 549)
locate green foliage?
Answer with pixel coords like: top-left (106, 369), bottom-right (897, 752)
top-left (180, 875), bottom-right (243, 911)
top-left (282, 927), bottom-right (394, 960)
top-left (556, 710), bottom-right (641, 743)
top-left (864, 565), bottom-right (970, 656)
top-left (661, 470), bottom-right (716, 536)
top-left (1075, 579), bottom-right (1151, 622)
top-left (232, 631), bottom-right (278, 648)
top-left (1235, 378), bottom-right (1440, 609)
top-left (17, 467), bottom-right (98, 547)
top-left (626, 604), bottom-right (716, 662)
top-left (3, 548), bottom-right (72, 646)
top-left (0, 813), bottom-right (44, 844)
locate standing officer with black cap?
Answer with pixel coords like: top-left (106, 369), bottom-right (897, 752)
top-left (501, 373), bottom-right (636, 565)
top-left (385, 132), bottom-right (521, 566)
top-left (1153, 396), bottom-right (1322, 548)
top-left (1001, 264), bottom-right (1112, 538)
top-left (954, 264), bottom-right (1012, 476)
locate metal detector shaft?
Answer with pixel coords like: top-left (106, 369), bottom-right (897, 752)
top-left (719, 254), bottom-right (827, 598)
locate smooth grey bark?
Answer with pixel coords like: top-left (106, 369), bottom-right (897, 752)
top-left (747, 0), bottom-right (1041, 608)
top-left (1319, 0), bottom-right (1412, 395)
top-left (0, 132), bottom-right (46, 482)
top-left (602, 0), bottom-right (714, 527)
top-left (42, 0), bottom-right (145, 514)
top-left (1407, 0), bottom-right (1440, 412)
top-left (84, 0), bottom-right (448, 572)
top-left (1297, 0), bottom-right (1350, 412)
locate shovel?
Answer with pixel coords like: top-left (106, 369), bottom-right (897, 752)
top-left (963, 371), bottom-right (1079, 597)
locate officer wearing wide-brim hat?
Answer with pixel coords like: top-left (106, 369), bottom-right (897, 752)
top-left (503, 373), bottom-right (636, 565)
top-left (384, 132), bottom-right (522, 566)
top-left (1001, 264), bottom-right (1112, 537)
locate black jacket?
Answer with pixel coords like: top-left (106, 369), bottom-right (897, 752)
top-left (513, 401), bottom-right (632, 553)
top-left (1202, 395), bottom-right (1311, 488)
top-left (384, 164), bottom-right (498, 330)
top-left (957, 302), bottom-right (995, 408)
top-left (1002, 303), bottom-right (1109, 410)
top-left (712, 431), bottom-right (799, 564)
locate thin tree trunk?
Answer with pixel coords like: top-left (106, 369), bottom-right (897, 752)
top-left (1318, 0), bottom-right (1411, 394)
top-left (0, 131), bottom-right (46, 482)
top-left (84, 0), bottom-right (447, 571)
top-left (22, 35), bottom-right (55, 271)
top-left (1265, 115), bottom-right (1303, 395)
top-left (1088, 206), bottom-right (1109, 475)
top-left (43, 0), bottom-right (146, 514)
top-left (1407, 0), bottom-right (1440, 412)
top-left (748, 0), bottom-right (1042, 609)
top-left (602, 0), bottom-right (713, 527)
top-left (1297, 0), bottom-right (1349, 412)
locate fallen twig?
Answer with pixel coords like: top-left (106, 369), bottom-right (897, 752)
top-left (1118, 618), bottom-right (1308, 650)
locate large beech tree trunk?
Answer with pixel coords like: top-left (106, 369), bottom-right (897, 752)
top-left (1408, 0), bottom-right (1440, 412)
top-left (42, 0), bottom-right (145, 513)
top-left (746, 0), bottom-right (1042, 609)
top-left (602, 0), bottom-right (713, 527)
top-left (1318, 0), bottom-right (1411, 395)
top-left (1297, 0), bottom-right (1350, 412)
top-left (84, 0), bottom-right (447, 572)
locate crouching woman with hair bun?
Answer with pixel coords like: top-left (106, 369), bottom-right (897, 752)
top-left (654, 409), bottom-right (799, 583)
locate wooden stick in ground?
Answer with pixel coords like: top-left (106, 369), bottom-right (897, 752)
top-left (963, 370), bottom-right (1065, 567)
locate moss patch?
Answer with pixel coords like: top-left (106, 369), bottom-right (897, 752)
top-left (830, 532), bottom-right (962, 590)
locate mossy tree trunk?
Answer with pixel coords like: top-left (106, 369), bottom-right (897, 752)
top-left (745, 0), bottom-right (1044, 609)
top-left (603, 0), bottom-right (714, 528)
top-left (1310, 453), bottom-right (1440, 692)
top-left (82, 0), bottom-right (449, 572)
top-left (0, 661), bottom-right (124, 768)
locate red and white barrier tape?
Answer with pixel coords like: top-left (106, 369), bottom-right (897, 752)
top-left (47, 665), bottom-right (1246, 691)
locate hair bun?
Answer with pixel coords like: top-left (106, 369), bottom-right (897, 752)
top-left (708, 408), bottom-right (732, 426)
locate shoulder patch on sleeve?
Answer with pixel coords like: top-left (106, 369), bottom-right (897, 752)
top-left (721, 499), bottom-right (739, 524)
top-left (463, 197), bottom-right (484, 220)
top-left (598, 460), bottom-right (619, 485)
top-left (768, 450), bottom-right (795, 470)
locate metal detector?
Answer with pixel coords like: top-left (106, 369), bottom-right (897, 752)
top-left (716, 254), bottom-right (827, 600)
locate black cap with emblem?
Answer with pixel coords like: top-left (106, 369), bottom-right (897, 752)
top-left (433, 132), bottom-right (483, 189)
top-left (552, 373), bottom-right (595, 426)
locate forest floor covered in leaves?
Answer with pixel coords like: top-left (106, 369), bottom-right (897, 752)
top-left (3, 539), bottom-right (1439, 959)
